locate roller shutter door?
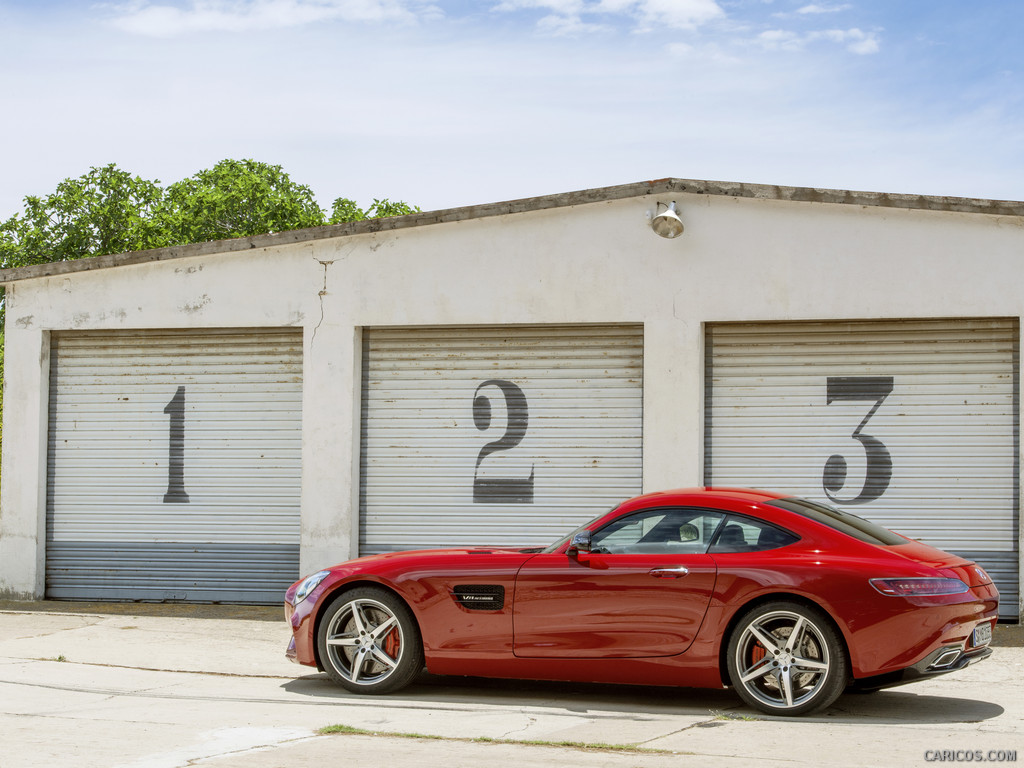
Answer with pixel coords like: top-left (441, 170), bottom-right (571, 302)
top-left (360, 325), bottom-right (643, 553)
top-left (706, 319), bottom-right (1019, 618)
top-left (46, 328), bottom-right (303, 603)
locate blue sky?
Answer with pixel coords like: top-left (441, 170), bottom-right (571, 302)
top-left (1, 0), bottom-right (1022, 218)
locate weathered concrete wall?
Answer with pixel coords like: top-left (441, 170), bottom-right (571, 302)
top-left (2, 189), bottom-right (1022, 598)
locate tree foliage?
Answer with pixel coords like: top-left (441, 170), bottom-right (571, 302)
top-left (157, 159), bottom-right (327, 244)
top-left (0, 164), bottom-right (165, 269)
top-left (0, 159), bottom-right (419, 272)
top-left (0, 158), bottom-right (420, 330)
top-left (329, 196), bottom-right (420, 224)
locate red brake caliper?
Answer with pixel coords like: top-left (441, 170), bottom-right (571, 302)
top-left (751, 643), bottom-right (767, 666)
top-left (383, 628), bottom-right (401, 659)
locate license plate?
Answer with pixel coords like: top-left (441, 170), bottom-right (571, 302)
top-left (972, 622), bottom-right (993, 647)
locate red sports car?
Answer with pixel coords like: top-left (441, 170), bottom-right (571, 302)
top-left (284, 488), bottom-right (998, 715)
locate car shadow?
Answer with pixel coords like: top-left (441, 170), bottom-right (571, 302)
top-left (282, 671), bottom-right (739, 716)
top-left (813, 689), bottom-right (1005, 724)
top-left (280, 671), bottom-right (1003, 724)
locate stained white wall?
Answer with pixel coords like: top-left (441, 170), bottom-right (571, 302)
top-left (2, 192), bottom-right (1022, 601)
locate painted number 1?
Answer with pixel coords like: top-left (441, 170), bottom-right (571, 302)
top-left (822, 376), bottom-right (893, 505)
top-left (473, 379), bottom-right (535, 504)
top-left (163, 385), bottom-right (190, 503)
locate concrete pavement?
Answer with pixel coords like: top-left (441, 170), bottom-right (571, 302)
top-left (0, 603), bottom-right (1021, 768)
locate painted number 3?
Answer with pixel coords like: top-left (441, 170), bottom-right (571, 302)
top-left (473, 380), bottom-right (535, 504)
top-left (822, 376), bottom-right (893, 505)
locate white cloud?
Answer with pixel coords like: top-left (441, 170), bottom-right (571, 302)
top-left (817, 27), bottom-right (879, 54)
top-left (598, 0), bottom-right (724, 29)
top-left (103, 0), bottom-right (441, 37)
top-left (491, 0), bottom-right (585, 13)
top-left (665, 39), bottom-right (739, 64)
top-left (536, 13), bottom-right (608, 35)
top-left (759, 25), bottom-right (879, 54)
top-left (797, 3), bottom-right (851, 14)
top-left (666, 40), bottom-right (693, 55)
top-left (494, 0), bottom-right (724, 33)
top-left (758, 28), bottom-right (802, 52)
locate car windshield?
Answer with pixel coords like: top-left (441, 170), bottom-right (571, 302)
top-left (767, 496), bottom-right (907, 546)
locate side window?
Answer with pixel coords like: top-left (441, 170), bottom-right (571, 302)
top-left (709, 516), bottom-right (799, 554)
top-left (591, 508), bottom-right (726, 555)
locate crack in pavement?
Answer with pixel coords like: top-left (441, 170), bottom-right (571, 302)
top-left (109, 727), bottom-right (318, 768)
top-left (0, 676), bottom-right (675, 722)
top-left (181, 735), bottom-right (323, 767)
top-left (11, 656), bottom-right (292, 680)
top-left (499, 714), bottom-right (538, 739)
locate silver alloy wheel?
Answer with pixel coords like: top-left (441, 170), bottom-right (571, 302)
top-left (323, 597), bottom-right (405, 686)
top-left (732, 608), bottom-right (832, 711)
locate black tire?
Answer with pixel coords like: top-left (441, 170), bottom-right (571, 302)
top-left (316, 586), bottom-right (423, 694)
top-left (726, 601), bottom-right (848, 716)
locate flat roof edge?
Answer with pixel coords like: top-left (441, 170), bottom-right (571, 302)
top-left (2, 177), bottom-right (1022, 284)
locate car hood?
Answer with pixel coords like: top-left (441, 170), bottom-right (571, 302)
top-left (328, 546), bottom-right (540, 570)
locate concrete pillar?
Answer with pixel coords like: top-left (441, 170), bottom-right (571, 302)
top-left (0, 314), bottom-right (50, 599)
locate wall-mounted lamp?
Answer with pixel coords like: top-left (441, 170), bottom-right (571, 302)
top-left (651, 201), bottom-right (684, 239)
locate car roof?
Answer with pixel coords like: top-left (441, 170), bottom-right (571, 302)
top-left (625, 487), bottom-right (791, 506)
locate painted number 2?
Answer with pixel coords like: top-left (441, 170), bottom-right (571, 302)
top-left (473, 379), bottom-right (535, 504)
top-left (822, 376), bottom-right (893, 505)
top-left (163, 385), bottom-right (190, 503)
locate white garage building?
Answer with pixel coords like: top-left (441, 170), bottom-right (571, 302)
top-left (0, 178), bottom-right (1020, 619)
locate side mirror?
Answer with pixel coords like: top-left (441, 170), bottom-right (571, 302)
top-left (567, 530), bottom-right (592, 556)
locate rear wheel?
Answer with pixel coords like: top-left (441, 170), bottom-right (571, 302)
top-left (316, 587), bottom-right (423, 694)
top-left (726, 601), bottom-right (847, 716)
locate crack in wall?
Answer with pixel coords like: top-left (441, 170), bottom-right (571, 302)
top-left (311, 259), bottom-right (335, 344)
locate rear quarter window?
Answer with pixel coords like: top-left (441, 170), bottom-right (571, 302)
top-left (768, 497), bottom-right (906, 546)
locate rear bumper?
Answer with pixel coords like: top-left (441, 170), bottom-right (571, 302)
top-left (849, 642), bottom-right (993, 692)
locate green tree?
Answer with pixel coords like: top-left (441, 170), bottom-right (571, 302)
top-left (156, 159), bottom-right (327, 244)
top-left (0, 158), bottom-right (419, 329)
top-left (0, 164), bottom-right (164, 270)
top-left (329, 197), bottom-right (420, 223)
top-left (0, 159), bottom-right (419, 271)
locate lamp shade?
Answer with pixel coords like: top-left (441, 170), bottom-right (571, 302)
top-left (652, 201), bottom-right (684, 239)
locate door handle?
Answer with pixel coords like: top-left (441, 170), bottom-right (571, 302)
top-left (649, 566), bottom-right (690, 578)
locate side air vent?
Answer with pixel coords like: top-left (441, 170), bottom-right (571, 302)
top-left (452, 584), bottom-right (505, 611)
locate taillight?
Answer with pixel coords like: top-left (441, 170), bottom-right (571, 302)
top-left (869, 577), bottom-right (970, 596)
top-left (938, 564), bottom-right (994, 587)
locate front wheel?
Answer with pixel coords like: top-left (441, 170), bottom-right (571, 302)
top-left (316, 587), bottom-right (423, 694)
top-left (726, 601), bottom-right (848, 716)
